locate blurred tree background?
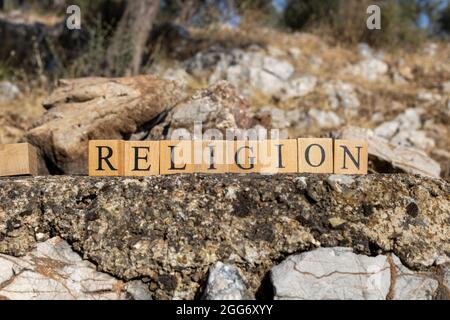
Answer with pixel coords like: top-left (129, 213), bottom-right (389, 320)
top-left (1, 0), bottom-right (450, 79)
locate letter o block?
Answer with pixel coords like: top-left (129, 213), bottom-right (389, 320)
top-left (298, 138), bottom-right (333, 173)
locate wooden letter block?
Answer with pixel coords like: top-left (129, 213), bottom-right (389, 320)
top-left (228, 140), bottom-right (259, 173)
top-left (160, 140), bottom-right (194, 174)
top-left (0, 143), bottom-right (38, 177)
top-left (124, 141), bottom-right (160, 176)
top-left (195, 140), bottom-right (228, 173)
top-left (88, 140), bottom-right (124, 176)
top-left (259, 139), bottom-right (298, 174)
top-left (298, 138), bottom-right (333, 173)
top-left (334, 139), bottom-right (368, 175)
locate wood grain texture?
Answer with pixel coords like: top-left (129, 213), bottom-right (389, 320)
top-left (298, 138), bottom-right (334, 173)
top-left (88, 140), bottom-right (124, 176)
top-left (160, 140), bottom-right (195, 174)
top-left (334, 139), bottom-right (368, 174)
top-left (0, 143), bottom-right (38, 177)
top-left (195, 140), bottom-right (228, 173)
top-left (259, 139), bottom-right (298, 174)
top-left (124, 141), bottom-right (159, 176)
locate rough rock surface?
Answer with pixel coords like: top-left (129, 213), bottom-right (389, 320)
top-left (0, 81), bottom-right (20, 102)
top-left (147, 81), bottom-right (253, 140)
top-left (202, 262), bottom-right (253, 300)
top-left (340, 126), bottom-right (441, 178)
top-left (271, 247), bottom-right (440, 300)
top-left (0, 237), bottom-right (151, 300)
top-left (26, 76), bottom-right (187, 174)
top-left (0, 174), bottom-right (448, 299)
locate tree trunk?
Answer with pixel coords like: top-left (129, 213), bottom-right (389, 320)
top-left (107, 0), bottom-right (160, 76)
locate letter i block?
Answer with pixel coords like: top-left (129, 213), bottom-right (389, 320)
top-left (88, 140), bottom-right (124, 176)
top-left (334, 140), bottom-right (368, 174)
top-left (195, 140), bottom-right (228, 173)
top-left (160, 140), bottom-right (195, 174)
top-left (228, 140), bottom-right (259, 173)
top-left (124, 141), bottom-right (160, 176)
top-left (259, 139), bottom-right (298, 174)
top-left (298, 138), bottom-right (333, 173)
top-left (0, 143), bottom-right (38, 177)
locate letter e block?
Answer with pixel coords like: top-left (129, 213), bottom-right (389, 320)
top-left (259, 139), bottom-right (297, 174)
top-left (0, 143), bottom-right (38, 177)
top-left (124, 141), bottom-right (160, 176)
top-left (298, 138), bottom-right (333, 173)
top-left (88, 140), bottom-right (124, 176)
top-left (160, 140), bottom-right (194, 174)
top-left (334, 140), bottom-right (368, 174)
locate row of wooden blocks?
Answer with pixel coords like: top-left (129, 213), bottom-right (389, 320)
top-left (88, 139), bottom-right (368, 176)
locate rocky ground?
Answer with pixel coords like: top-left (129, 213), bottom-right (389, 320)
top-left (0, 174), bottom-right (448, 300)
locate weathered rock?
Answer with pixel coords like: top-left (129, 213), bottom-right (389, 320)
top-left (147, 81), bottom-right (253, 140)
top-left (323, 81), bottom-right (360, 113)
top-left (344, 58), bottom-right (389, 81)
top-left (271, 247), bottom-right (440, 300)
top-left (0, 81), bottom-right (20, 102)
top-left (308, 109), bottom-right (343, 129)
top-left (0, 174), bottom-right (448, 299)
top-left (391, 255), bottom-right (439, 300)
top-left (202, 262), bottom-right (253, 300)
top-left (340, 126), bottom-right (441, 178)
top-left (271, 247), bottom-right (392, 300)
top-left (0, 237), bottom-right (151, 300)
top-left (281, 75), bottom-right (317, 100)
top-left (26, 76), bottom-right (187, 174)
top-left (0, 112), bottom-right (31, 144)
top-left (186, 48), bottom-right (295, 97)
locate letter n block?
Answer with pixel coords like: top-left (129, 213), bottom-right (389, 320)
top-left (88, 140), bottom-right (124, 176)
top-left (160, 140), bottom-right (194, 174)
top-left (124, 141), bottom-right (160, 176)
top-left (0, 143), bottom-right (38, 177)
top-left (259, 139), bottom-right (298, 174)
top-left (334, 140), bottom-right (368, 175)
top-left (298, 138), bottom-right (333, 173)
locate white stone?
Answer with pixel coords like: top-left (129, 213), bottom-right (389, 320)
top-left (0, 237), bottom-right (151, 300)
top-left (323, 81), bottom-right (360, 111)
top-left (282, 75), bottom-right (317, 100)
top-left (344, 58), bottom-right (388, 81)
top-left (0, 81), bottom-right (20, 102)
top-left (308, 109), bottom-right (343, 129)
top-left (202, 262), bottom-right (252, 300)
top-left (271, 248), bottom-right (440, 300)
top-left (327, 175), bottom-right (355, 192)
top-left (271, 248), bottom-right (391, 300)
top-left (391, 256), bottom-right (439, 300)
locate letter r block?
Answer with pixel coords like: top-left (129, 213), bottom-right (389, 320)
top-left (124, 141), bottom-right (160, 176)
top-left (298, 138), bottom-right (333, 173)
top-left (334, 139), bottom-right (368, 174)
top-left (88, 140), bottom-right (124, 176)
